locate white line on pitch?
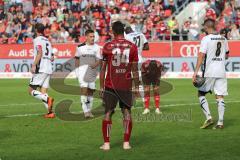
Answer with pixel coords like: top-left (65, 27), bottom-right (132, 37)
top-left (1, 100), bottom-right (239, 119)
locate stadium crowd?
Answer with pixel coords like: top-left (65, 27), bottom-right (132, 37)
top-left (0, 0), bottom-right (240, 44)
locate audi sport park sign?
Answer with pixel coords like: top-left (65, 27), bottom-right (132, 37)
top-left (0, 41), bottom-right (240, 78)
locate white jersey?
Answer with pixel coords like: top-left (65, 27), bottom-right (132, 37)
top-left (199, 34), bottom-right (229, 78)
top-left (33, 36), bottom-right (53, 74)
top-left (75, 43), bottom-right (102, 82)
top-left (125, 32), bottom-right (148, 62)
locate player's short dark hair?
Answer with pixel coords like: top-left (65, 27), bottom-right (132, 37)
top-left (85, 29), bottom-right (94, 36)
top-left (112, 21), bottom-right (125, 35)
top-left (125, 26), bottom-right (133, 34)
top-left (203, 19), bottom-right (216, 29)
top-left (35, 23), bottom-right (45, 34)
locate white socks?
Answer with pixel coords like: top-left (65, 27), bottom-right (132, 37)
top-left (81, 95), bottom-right (94, 113)
top-left (31, 90), bottom-right (48, 103)
top-left (199, 96), bottom-right (212, 120)
top-left (31, 90), bottom-right (49, 110)
top-left (217, 99), bottom-right (225, 125)
top-left (199, 96), bottom-right (225, 125)
top-left (88, 96), bottom-right (93, 111)
top-left (81, 95), bottom-right (89, 113)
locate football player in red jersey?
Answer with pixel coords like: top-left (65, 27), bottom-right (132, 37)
top-left (141, 60), bottom-right (163, 115)
top-left (100, 21), bottom-right (139, 150)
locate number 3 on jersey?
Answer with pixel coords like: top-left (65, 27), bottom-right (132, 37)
top-left (112, 48), bottom-right (130, 66)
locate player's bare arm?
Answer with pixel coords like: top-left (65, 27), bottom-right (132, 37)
top-left (132, 61), bottom-right (140, 94)
top-left (51, 53), bottom-right (54, 62)
top-left (226, 51), bottom-right (229, 60)
top-left (193, 52), bottom-right (205, 82)
top-left (31, 48), bottom-right (42, 74)
top-left (100, 60), bottom-right (107, 95)
top-left (75, 57), bottom-right (80, 68)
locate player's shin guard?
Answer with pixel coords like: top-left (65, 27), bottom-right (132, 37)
top-left (102, 120), bottom-right (112, 143)
top-left (144, 96), bottom-right (150, 109)
top-left (31, 90), bottom-right (48, 103)
top-left (154, 95), bottom-right (160, 108)
top-left (199, 96), bottom-right (212, 120)
top-left (123, 119), bottom-right (132, 142)
top-left (216, 99), bottom-right (225, 125)
top-left (81, 96), bottom-right (88, 113)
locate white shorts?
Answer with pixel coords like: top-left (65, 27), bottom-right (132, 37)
top-left (76, 66), bottom-right (96, 90)
top-left (78, 80), bottom-right (96, 89)
top-left (29, 73), bottom-right (51, 89)
top-left (198, 78), bottom-right (228, 96)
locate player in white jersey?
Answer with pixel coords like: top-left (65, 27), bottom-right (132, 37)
top-left (193, 19), bottom-right (229, 129)
top-left (28, 23), bottom-right (55, 118)
top-left (125, 27), bottom-right (149, 62)
top-left (75, 29), bottom-right (102, 118)
top-left (124, 27), bottom-right (151, 113)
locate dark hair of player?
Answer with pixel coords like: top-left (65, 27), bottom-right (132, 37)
top-left (203, 19), bottom-right (216, 29)
top-left (125, 26), bottom-right (133, 34)
top-left (148, 60), bottom-right (162, 75)
top-left (35, 23), bottom-right (45, 34)
top-left (85, 29), bottom-right (94, 36)
top-left (112, 21), bottom-right (125, 35)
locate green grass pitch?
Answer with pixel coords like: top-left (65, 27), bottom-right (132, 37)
top-left (0, 79), bottom-right (240, 160)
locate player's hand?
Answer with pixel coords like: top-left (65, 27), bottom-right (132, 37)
top-left (50, 55), bottom-right (54, 62)
top-left (90, 64), bottom-right (97, 69)
top-left (31, 65), bottom-right (36, 74)
top-left (192, 72), bottom-right (197, 83)
top-left (99, 88), bottom-right (104, 98)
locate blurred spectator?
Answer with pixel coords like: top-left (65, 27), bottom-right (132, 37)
top-left (168, 17), bottom-right (180, 40)
top-left (0, 7), bottom-right (5, 20)
top-left (189, 20), bottom-right (199, 40)
top-left (229, 23), bottom-right (240, 40)
top-left (205, 7), bottom-right (217, 20)
top-left (59, 27), bottom-right (69, 42)
top-left (181, 20), bottom-right (190, 40)
top-left (0, 0), bottom-right (237, 44)
top-left (0, 21), bottom-right (6, 40)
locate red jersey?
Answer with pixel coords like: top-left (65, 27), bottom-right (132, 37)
top-left (102, 37), bottom-right (138, 90)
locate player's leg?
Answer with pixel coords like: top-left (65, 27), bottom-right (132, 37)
top-left (40, 74), bottom-right (55, 118)
top-left (142, 71), bottom-right (151, 114)
top-left (142, 85), bottom-right (151, 114)
top-left (198, 78), bottom-right (214, 129)
top-left (121, 107), bottom-right (132, 150)
top-left (119, 90), bottom-right (133, 150)
top-left (28, 73), bottom-right (54, 117)
top-left (100, 88), bottom-right (118, 151)
top-left (138, 63), bottom-right (145, 102)
top-left (213, 78), bottom-right (228, 129)
top-left (153, 83), bottom-right (162, 114)
top-left (80, 87), bottom-right (90, 118)
top-left (86, 82), bottom-right (96, 117)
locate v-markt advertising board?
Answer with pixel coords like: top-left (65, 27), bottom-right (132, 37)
top-left (0, 58), bottom-right (239, 78)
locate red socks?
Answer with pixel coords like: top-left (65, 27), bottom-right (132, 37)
top-left (144, 95), bottom-right (160, 108)
top-left (102, 120), bottom-right (112, 143)
top-left (144, 96), bottom-right (150, 109)
top-left (123, 119), bottom-right (132, 142)
top-left (154, 95), bottom-right (160, 108)
top-left (102, 119), bottom-right (132, 143)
